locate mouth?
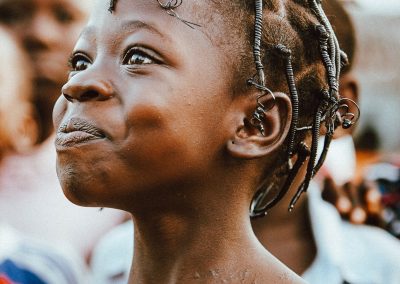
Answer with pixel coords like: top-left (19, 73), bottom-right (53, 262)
top-left (56, 117), bottom-right (106, 148)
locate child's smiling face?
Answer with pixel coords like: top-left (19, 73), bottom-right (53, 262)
top-left (53, 0), bottom-right (239, 209)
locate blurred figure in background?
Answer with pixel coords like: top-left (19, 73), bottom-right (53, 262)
top-left (0, 0), bottom-right (87, 143)
top-left (0, 26), bottom-right (87, 284)
top-left (322, 0), bottom-right (400, 239)
top-left (0, 27), bottom-right (36, 159)
top-left (0, 0), bottom-right (125, 264)
top-left (350, 0), bottom-right (400, 152)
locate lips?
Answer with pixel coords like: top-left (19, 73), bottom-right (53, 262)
top-left (56, 118), bottom-right (106, 147)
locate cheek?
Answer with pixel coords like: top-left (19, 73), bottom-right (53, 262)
top-left (117, 102), bottom-right (198, 185)
top-left (53, 96), bottom-right (67, 130)
top-left (117, 99), bottom-right (227, 188)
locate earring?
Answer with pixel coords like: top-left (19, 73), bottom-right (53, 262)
top-left (250, 90), bottom-right (275, 136)
top-left (337, 98), bottom-right (360, 129)
top-left (250, 94), bottom-right (268, 136)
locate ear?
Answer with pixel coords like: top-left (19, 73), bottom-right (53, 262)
top-left (334, 73), bottom-right (359, 138)
top-left (227, 92), bottom-right (292, 159)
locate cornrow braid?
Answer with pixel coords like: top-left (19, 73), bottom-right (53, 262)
top-left (249, 0), bottom-right (360, 217)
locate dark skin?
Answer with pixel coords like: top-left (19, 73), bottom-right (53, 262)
top-left (0, 0), bottom-right (90, 143)
top-left (54, 0), bottom-right (306, 283)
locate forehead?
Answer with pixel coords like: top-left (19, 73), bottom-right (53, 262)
top-left (85, 0), bottom-right (235, 49)
top-left (91, 0), bottom-right (195, 25)
top-left (84, 0), bottom-right (211, 45)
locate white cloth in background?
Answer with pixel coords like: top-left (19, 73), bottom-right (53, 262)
top-left (0, 136), bottom-right (125, 259)
top-left (302, 183), bottom-right (400, 284)
top-left (90, 221), bottom-right (133, 284)
top-left (318, 135), bottom-right (356, 186)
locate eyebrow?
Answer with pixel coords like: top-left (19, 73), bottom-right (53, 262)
top-left (79, 20), bottom-right (168, 43)
top-left (120, 20), bottom-right (165, 38)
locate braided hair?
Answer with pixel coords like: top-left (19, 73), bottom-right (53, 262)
top-left (108, 0), bottom-right (360, 217)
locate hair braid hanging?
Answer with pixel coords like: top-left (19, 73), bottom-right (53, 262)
top-left (250, 0), bottom-right (360, 216)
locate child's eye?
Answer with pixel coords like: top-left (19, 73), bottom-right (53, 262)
top-left (69, 53), bottom-right (92, 72)
top-left (123, 47), bottom-right (159, 66)
top-left (53, 5), bottom-right (74, 24)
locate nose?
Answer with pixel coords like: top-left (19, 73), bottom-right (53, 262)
top-left (62, 73), bottom-right (115, 102)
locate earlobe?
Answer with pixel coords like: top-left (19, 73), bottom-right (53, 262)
top-left (339, 73), bottom-right (359, 106)
top-left (227, 92), bottom-right (292, 159)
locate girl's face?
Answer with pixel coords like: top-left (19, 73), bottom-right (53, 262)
top-left (54, 0), bottom-right (236, 209)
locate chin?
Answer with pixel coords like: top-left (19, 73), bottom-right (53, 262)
top-left (56, 164), bottom-right (95, 207)
top-left (55, 156), bottom-right (131, 209)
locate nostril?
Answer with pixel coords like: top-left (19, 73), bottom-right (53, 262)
top-left (80, 90), bottom-right (99, 101)
top-left (63, 93), bottom-right (74, 102)
top-left (24, 38), bottom-right (47, 53)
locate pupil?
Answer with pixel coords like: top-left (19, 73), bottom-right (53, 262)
top-left (130, 54), bottom-right (145, 64)
top-left (76, 60), bottom-right (87, 71)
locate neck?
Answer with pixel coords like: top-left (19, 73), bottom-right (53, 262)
top-left (252, 187), bottom-right (316, 275)
top-left (126, 180), bottom-right (302, 283)
top-left (129, 191), bottom-right (261, 283)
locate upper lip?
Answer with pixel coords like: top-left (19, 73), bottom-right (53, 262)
top-left (58, 117), bottom-right (106, 138)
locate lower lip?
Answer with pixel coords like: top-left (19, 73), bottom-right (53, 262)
top-left (55, 131), bottom-right (105, 148)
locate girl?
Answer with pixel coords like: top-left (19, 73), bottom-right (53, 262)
top-left (0, 27), bottom-right (36, 158)
top-left (0, 27), bottom-right (87, 284)
top-left (54, 0), bottom-right (355, 282)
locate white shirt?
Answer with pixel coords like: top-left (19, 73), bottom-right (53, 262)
top-left (0, 136), bottom-right (125, 259)
top-left (303, 183), bottom-right (400, 284)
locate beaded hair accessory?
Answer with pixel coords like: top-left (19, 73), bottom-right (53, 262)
top-left (250, 0), bottom-right (360, 218)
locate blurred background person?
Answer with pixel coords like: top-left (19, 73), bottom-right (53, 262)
top-left (321, 0), bottom-right (400, 239)
top-left (0, 26), bottom-right (36, 159)
top-left (0, 26), bottom-right (87, 284)
top-left (0, 0), bottom-right (87, 143)
top-left (0, 0), bottom-right (125, 265)
top-left (349, 0), bottom-right (400, 153)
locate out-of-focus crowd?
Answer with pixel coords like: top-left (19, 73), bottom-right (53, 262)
top-left (0, 0), bottom-right (399, 283)
top-left (0, 1), bottom-right (125, 283)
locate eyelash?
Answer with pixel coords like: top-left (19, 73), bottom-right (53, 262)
top-left (68, 47), bottom-right (161, 73)
top-left (122, 47), bottom-right (161, 66)
top-left (68, 52), bottom-right (91, 72)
